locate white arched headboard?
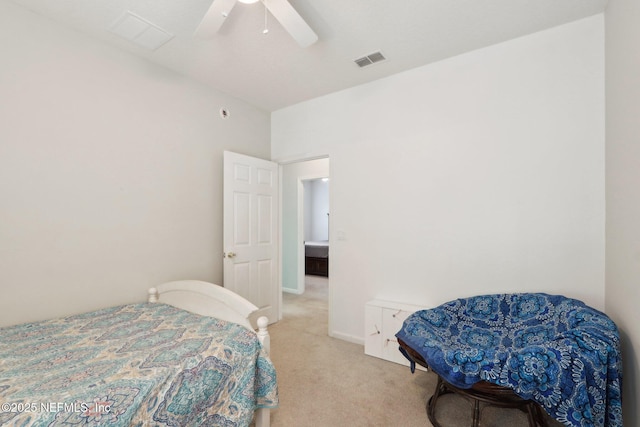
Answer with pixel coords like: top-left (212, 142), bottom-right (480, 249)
top-left (148, 280), bottom-right (270, 354)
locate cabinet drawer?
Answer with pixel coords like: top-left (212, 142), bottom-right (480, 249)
top-left (364, 304), bottom-right (383, 359)
top-left (381, 307), bottom-right (414, 366)
top-left (365, 299), bottom-right (427, 369)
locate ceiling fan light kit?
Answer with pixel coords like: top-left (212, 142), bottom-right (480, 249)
top-left (195, 0), bottom-right (317, 47)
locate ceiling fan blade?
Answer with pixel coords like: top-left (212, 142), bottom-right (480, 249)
top-left (195, 0), bottom-right (238, 38)
top-left (263, 0), bottom-right (318, 48)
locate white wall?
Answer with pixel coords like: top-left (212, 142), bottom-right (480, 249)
top-left (303, 181), bottom-right (313, 240)
top-left (0, 1), bottom-right (270, 327)
top-left (605, 0), bottom-right (640, 423)
top-left (273, 16), bottom-right (605, 343)
top-left (306, 179), bottom-right (329, 241)
top-left (281, 158), bottom-right (329, 293)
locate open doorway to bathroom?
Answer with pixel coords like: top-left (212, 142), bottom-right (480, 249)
top-left (302, 177), bottom-right (329, 279)
top-left (280, 158), bottom-right (329, 333)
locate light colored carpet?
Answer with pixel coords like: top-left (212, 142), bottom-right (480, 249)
top-left (264, 277), bottom-right (562, 427)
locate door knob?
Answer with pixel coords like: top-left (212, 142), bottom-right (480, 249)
top-left (225, 251), bottom-right (237, 259)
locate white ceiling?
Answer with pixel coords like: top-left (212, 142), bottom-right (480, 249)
top-left (9, 0), bottom-right (607, 111)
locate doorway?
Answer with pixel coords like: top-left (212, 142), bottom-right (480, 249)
top-left (280, 158), bottom-right (329, 331)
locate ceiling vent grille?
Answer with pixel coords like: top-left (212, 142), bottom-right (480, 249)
top-left (354, 51), bottom-right (386, 68)
top-left (109, 11), bottom-right (174, 51)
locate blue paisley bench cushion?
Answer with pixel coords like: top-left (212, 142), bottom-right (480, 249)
top-left (395, 293), bottom-right (622, 427)
top-left (0, 303), bottom-right (278, 426)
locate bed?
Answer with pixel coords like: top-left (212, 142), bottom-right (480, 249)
top-left (396, 293), bottom-right (623, 427)
top-left (304, 240), bottom-right (329, 277)
top-left (0, 280), bottom-right (278, 427)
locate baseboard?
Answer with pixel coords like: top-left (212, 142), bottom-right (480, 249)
top-left (282, 287), bottom-right (304, 295)
top-left (329, 330), bottom-right (364, 346)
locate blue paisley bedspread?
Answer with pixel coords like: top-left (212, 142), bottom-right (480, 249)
top-left (0, 303), bottom-right (278, 427)
top-left (395, 293), bottom-right (622, 427)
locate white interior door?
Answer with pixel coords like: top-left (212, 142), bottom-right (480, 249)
top-left (223, 151), bottom-right (279, 324)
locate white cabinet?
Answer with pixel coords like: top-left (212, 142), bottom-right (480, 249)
top-left (365, 299), bottom-right (426, 367)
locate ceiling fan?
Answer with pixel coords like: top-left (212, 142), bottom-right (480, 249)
top-left (195, 0), bottom-right (318, 48)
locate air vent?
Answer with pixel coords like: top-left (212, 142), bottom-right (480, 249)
top-left (109, 11), bottom-right (174, 51)
top-left (354, 51), bottom-right (386, 68)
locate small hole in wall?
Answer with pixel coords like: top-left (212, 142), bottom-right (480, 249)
top-left (220, 108), bottom-right (230, 119)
